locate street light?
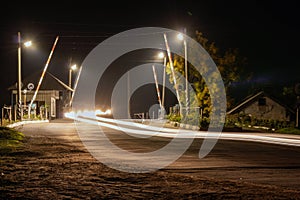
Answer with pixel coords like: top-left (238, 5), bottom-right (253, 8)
top-left (177, 29), bottom-right (189, 115)
top-left (24, 41), bottom-right (32, 47)
top-left (69, 65), bottom-right (82, 107)
top-left (158, 52), bottom-right (167, 118)
top-left (152, 65), bottom-right (162, 119)
top-left (158, 52), bottom-right (165, 59)
top-left (69, 64), bottom-right (77, 88)
top-left (69, 64), bottom-right (77, 103)
top-left (17, 32), bottom-right (32, 121)
top-left (177, 33), bottom-right (184, 41)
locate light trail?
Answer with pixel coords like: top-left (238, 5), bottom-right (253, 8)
top-left (65, 112), bottom-right (300, 147)
top-left (69, 111), bottom-right (192, 133)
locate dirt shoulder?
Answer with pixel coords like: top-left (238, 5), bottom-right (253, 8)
top-left (1, 122), bottom-right (300, 199)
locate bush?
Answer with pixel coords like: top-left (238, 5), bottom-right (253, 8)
top-left (0, 127), bottom-right (24, 140)
top-left (182, 114), bottom-right (200, 127)
top-left (0, 126), bottom-right (25, 150)
top-left (167, 113), bottom-right (181, 123)
top-left (226, 113), bottom-right (294, 130)
top-left (276, 127), bottom-right (300, 135)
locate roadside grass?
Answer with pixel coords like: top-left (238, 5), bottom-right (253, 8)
top-left (275, 127), bottom-right (300, 135)
top-left (0, 126), bottom-right (25, 153)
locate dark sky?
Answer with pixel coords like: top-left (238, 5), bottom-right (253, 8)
top-left (1, 0), bottom-right (299, 109)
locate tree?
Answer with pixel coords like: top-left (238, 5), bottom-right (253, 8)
top-left (166, 31), bottom-right (248, 128)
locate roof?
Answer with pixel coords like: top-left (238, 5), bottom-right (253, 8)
top-left (8, 70), bottom-right (73, 92)
top-left (227, 91), bottom-right (295, 115)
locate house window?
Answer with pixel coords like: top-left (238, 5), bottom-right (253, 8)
top-left (51, 97), bottom-right (56, 117)
top-left (258, 97), bottom-right (266, 106)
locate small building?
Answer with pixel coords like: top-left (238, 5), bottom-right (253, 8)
top-left (8, 70), bottom-right (72, 120)
top-left (227, 91), bottom-right (295, 125)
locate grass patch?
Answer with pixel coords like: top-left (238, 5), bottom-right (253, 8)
top-left (0, 126), bottom-right (25, 151)
top-left (275, 127), bottom-right (300, 135)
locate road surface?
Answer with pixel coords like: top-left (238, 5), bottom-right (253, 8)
top-left (0, 119), bottom-right (300, 199)
top-left (20, 118), bottom-right (300, 190)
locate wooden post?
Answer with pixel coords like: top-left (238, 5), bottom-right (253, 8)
top-left (14, 105), bottom-right (16, 121)
top-left (296, 107), bottom-right (299, 128)
top-left (1, 107), bottom-right (3, 126)
top-left (9, 107), bottom-right (12, 122)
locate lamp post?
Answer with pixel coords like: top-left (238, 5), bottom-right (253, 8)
top-left (69, 64), bottom-right (77, 101)
top-left (69, 64), bottom-right (77, 88)
top-left (152, 65), bottom-right (162, 118)
top-left (158, 52), bottom-right (167, 118)
top-left (69, 66), bottom-right (82, 107)
top-left (296, 95), bottom-right (299, 128)
top-left (17, 32), bottom-right (22, 120)
top-left (295, 83), bottom-right (300, 128)
top-left (177, 29), bottom-right (189, 115)
top-left (17, 32), bottom-right (32, 121)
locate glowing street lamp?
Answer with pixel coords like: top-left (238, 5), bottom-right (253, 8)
top-left (71, 64), bottom-right (77, 71)
top-left (177, 33), bottom-right (184, 41)
top-left (158, 52), bottom-right (165, 59)
top-left (24, 41), bottom-right (32, 47)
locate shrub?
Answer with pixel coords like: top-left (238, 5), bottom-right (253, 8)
top-left (0, 126), bottom-right (25, 150)
top-left (0, 126), bottom-right (24, 140)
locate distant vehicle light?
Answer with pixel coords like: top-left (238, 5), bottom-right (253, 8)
top-left (95, 109), bottom-right (112, 117)
top-left (95, 109), bottom-right (104, 115)
top-left (105, 109), bottom-right (111, 115)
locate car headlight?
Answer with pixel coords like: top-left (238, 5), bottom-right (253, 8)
top-left (95, 109), bottom-right (112, 116)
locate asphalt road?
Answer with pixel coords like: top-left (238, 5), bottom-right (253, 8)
top-left (20, 119), bottom-right (300, 190)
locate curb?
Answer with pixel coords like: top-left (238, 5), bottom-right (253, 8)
top-left (7, 120), bottom-right (49, 128)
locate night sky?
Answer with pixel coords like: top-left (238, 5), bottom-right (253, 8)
top-left (1, 0), bottom-right (299, 110)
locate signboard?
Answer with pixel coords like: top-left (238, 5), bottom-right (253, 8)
top-left (27, 83), bottom-right (34, 90)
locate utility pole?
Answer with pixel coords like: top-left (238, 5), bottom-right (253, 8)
top-left (161, 56), bottom-right (167, 117)
top-left (17, 32), bottom-right (23, 120)
top-left (295, 83), bottom-right (300, 128)
top-left (152, 65), bottom-right (163, 118)
top-left (69, 66), bottom-right (82, 107)
top-left (297, 96), bottom-right (299, 128)
top-left (127, 71), bottom-right (131, 119)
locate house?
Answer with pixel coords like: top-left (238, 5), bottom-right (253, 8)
top-left (8, 70), bottom-right (72, 120)
top-left (227, 91), bottom-right (295, 123)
